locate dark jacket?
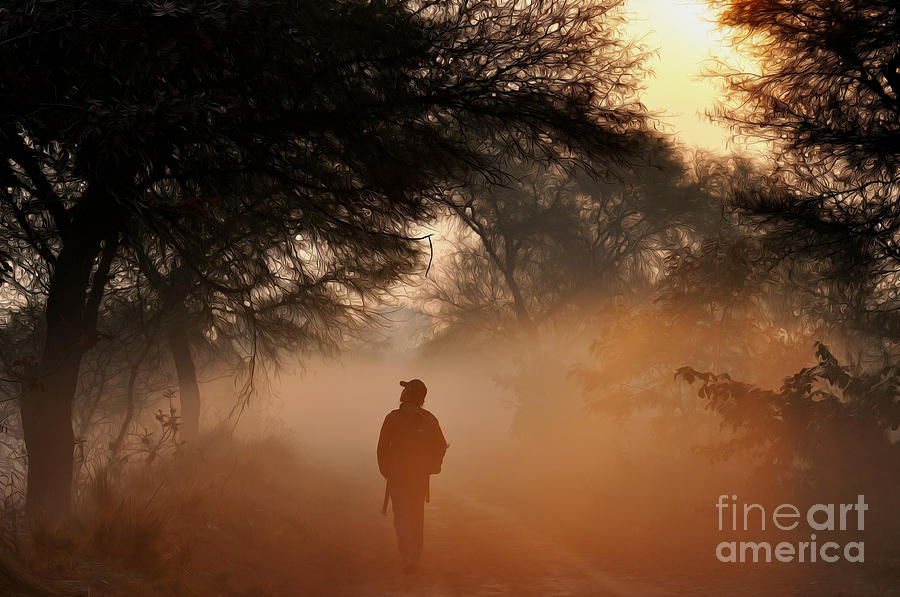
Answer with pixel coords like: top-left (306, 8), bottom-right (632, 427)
top-left (377, 402), bottom-right (447, 480)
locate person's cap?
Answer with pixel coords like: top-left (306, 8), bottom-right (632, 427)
top-left (399, 378), bottom-right (427, 400)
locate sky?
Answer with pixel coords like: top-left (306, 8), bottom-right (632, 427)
top-left (395, 1), bottom-right (752, 336)
top-left (624, 0), bottom-right (742, 152)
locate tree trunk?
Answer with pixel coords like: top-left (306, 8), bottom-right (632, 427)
top-left (463, 212), bottom-right (538, 338)
top-left (505, 266), bottom-right (536, 335)
top-left (168, 323), bottom-right (200, 442)
top-left (112, 342), bottom-right (151, 456)
top-left (20, 234), bottom-right (101, 519)
top-left (501, 236), bottom-right (537, 337)
top-left (19, 376), bottom-right (77, 519)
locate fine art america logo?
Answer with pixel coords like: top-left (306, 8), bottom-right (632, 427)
top-left (715, 495), bottom-right (867, 563)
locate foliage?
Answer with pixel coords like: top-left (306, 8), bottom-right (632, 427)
top-left (425, 149), bottom-right (727, 340)
top-left (677, 342), bottom-right (900, 486)
top-left (570, 155), bottom-right (818, 422)
top-left (711, 0), bottom-right (900, 335)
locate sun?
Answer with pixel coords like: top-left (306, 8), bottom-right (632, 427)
top-left (626, 0), bottom-right (726, 62)
top-left (624, 0), bottom-right (740, 151)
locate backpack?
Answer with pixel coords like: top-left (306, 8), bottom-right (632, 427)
top-left (394, 407), bottom-right (447, 476)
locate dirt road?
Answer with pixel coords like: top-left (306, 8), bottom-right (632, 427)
top-left (260, 463), bottom-right (896, 597)
top-left (344, 491), bottom-right (669, 597)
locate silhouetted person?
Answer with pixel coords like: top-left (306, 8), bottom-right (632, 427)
top-left (377, 379), bottom-right (448, 573)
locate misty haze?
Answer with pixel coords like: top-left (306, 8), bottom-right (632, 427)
top-left (0, 1), bottom-right (898, 596)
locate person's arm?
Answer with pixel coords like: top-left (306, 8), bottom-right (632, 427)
top-left (376, 414), bottom-right (392, 478)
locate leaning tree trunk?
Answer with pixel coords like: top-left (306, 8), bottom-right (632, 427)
top-left (19, 234), bottom-right (102, 519)
top-left (501, 238), bottom-right (538, 338)
top-left (111, 341), bottom-right (151, 456)
top-left (168, 322), bottom-right (200, 442)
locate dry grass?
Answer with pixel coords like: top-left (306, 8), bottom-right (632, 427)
top-left (1, 431), bottom-right (366, 597)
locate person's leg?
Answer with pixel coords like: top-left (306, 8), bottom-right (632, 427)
top-left (390, 478), bottom-right (416, 566)
top-left (408, 476), bottom-right (427, 565)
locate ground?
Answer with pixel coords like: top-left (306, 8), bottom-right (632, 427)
top-left (3, 436), bottom-right (898, 597)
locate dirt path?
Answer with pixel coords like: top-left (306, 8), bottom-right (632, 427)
top-left (269, 465), bottom-right (897, 597)
top-left (318, 480), bottom-right (669, 597)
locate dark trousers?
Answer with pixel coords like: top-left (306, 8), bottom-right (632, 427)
top-left (389, 475), bottom-right (428, 564)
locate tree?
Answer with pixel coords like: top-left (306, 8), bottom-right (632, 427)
top-left (567, 154), bottom-right (817, 416)
top-left (710, 0), bottom-right (900, 340)
top-left (0, 0), bottom-right (652, 516)
top-left (677, 344), bottom-right (900, 555)
top-left (126, 199), bottom-right (408, 440)
top-left (425, 147), bottom-right (726, 341)
top-left (677, 342), bottom-right (900, 491)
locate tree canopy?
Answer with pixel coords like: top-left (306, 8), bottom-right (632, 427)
top-left (712, 0), bottom-right (900, 334)
top-left (0, 0), bottom-right (654, 515)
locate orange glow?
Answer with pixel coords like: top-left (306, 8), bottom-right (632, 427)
top-left (625, 0), bottom-right (742, 151)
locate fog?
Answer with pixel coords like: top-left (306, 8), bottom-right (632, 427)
top-left (3, 0), bottom-right (900, 595)
top-left (215, 318), bottom-right (891, 594)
